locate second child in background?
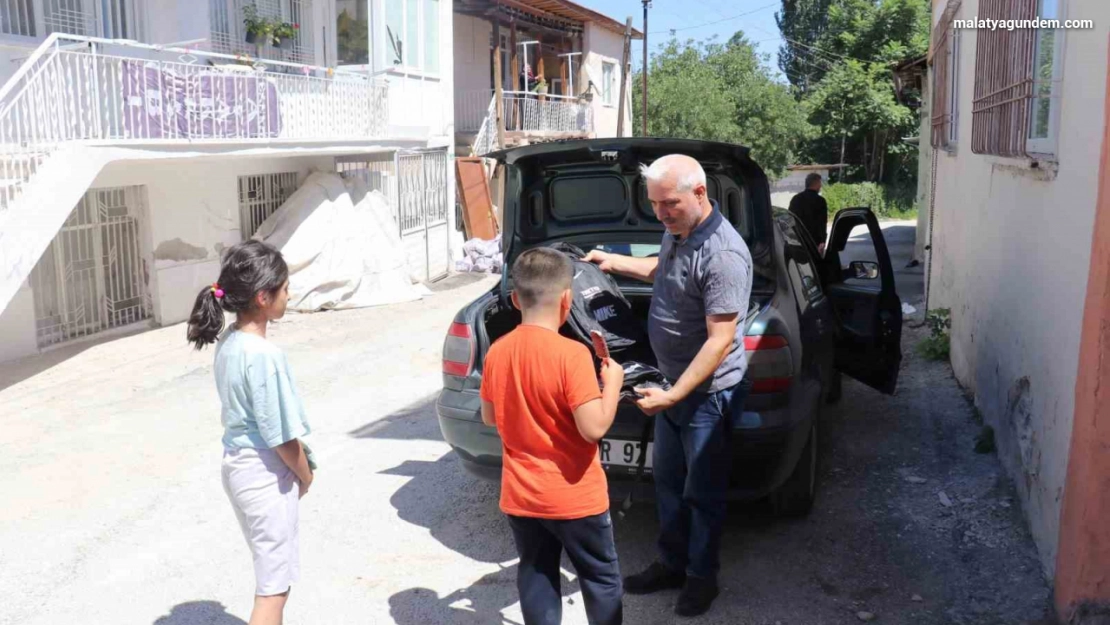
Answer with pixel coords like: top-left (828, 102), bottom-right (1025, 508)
top-left (480, 248), bottom-right (626, 625)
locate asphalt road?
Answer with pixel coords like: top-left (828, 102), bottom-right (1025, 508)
top-left (0, 229), bottom-right (1052, 624)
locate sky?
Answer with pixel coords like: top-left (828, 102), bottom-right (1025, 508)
top-left (574, 0), bottom-right (787, 78)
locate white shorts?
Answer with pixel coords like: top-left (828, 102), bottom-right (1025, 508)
top-left (221, 446), bottom-right (300, 596)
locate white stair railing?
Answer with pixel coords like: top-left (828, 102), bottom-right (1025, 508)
top-left (471, 94), bottom-right (497, 157)
top-left (0, 33), bottom-right (390, 212)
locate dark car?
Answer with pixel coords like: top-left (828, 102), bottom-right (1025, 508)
top-left (437, 138), bottom-right (902, 516)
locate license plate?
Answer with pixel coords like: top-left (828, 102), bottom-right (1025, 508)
top-left (599, 439), bottom-right (653, 473)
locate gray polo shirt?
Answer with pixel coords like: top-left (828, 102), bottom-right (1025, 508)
top-left (648, 201), bottom-right (753, 393)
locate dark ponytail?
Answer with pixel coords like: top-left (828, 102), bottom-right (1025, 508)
top-left (187, 240), bottom-right (289, 350)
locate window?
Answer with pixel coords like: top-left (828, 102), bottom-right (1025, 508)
top-left (602, 62), bottom-right (615, 105)
top-left (210, 0), bottom-right (314, 65)
top-left (385, 0), bottom-right (439, 74)
top-left (930, 3), bottom-right (961, 151)
top-left (336, 0), bottom-right (369, 65)
top-left (971, 0), bottom-right (1062, 157)
top-left (1028, 0), bottom-right (1063, 154)
top-left (238, 173), bottom-right (300, 238)
top-left (0, 0), bottom-right (36, 37)
top-left (775, 212), bottom-right (822, 308)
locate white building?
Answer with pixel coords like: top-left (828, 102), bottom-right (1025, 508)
top-left (920, 0), bottom-right (1110, 618)
top-left (452, 0), bottom-right (640, 156)
top-left (0, 0), bottom-right (458, 363)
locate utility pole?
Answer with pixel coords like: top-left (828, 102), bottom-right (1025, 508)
top-left (641, 0), bottom-right (650, 136)
top-left (617, 17), bottom-right (633, 136)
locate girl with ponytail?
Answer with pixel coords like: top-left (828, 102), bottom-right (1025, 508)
top-left (186, 240), bottom-right (314, 625)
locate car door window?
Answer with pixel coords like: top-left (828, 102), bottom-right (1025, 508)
top-left (839, 225), bottom-right (885, 290)
top-left (775, 212), bottom-right (823, 312)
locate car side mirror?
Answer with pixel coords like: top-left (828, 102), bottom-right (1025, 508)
top-left (847, 260), bottom-right (880, 280)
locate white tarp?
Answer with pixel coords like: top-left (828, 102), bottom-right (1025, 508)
top-left (253, 171), bottom-right (429, 312)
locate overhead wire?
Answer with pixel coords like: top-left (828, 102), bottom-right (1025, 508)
top-left (649, 1), bottom-right (779, 35)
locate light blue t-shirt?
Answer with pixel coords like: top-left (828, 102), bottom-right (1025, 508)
top-left (215, 328), bottom-right (310, 450)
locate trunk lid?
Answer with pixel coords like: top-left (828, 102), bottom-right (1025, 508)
top-left (487, 138), bottom-right (776, 300)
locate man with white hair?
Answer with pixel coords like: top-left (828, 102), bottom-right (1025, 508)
top-left (584, 154), bottom-right (753, 617)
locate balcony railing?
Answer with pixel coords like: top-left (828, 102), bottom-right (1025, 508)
top-left (0, 33), bottom-right (389, 210)
top-left (467, 90), bottom-right (593, 155)
top-left (457, 88), bottom-right (493, 133)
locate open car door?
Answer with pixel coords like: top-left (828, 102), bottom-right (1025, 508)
top-left (822, 208), bottom-right (902, 394)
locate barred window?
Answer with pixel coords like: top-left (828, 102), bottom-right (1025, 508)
top-left (930, 0), bottom-right (962, 150)
top-left (971, 0), bottom-right (1063, 157)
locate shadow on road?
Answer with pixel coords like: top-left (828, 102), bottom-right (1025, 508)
top-left (348, 394), bottom-right (443, 441)
top-left (152, 601), bottom-right (245, 625)
top-left (388, 566), bottom-right (578, 625)
top-left (0, 322), bottom-right (157, 393)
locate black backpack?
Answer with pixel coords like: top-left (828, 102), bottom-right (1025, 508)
top-left (547, 242), bottom-right (651, 362)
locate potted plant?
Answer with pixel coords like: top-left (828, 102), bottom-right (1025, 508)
top-left (273, 22), bottom-right (298, 50)
top-left (242, 5), bottom-right (272, 44)
top-left (533, 78), bottom-right (548, 95)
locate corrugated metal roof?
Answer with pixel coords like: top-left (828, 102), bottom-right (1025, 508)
top-left (520, 0), bottom-right (643, 38)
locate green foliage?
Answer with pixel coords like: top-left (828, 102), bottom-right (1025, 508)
top-left (776, 0), bottom-right (835, 93)
top-left (916, 308), bottom-right (951, 361)
top-left (774, 0), bottom-right (929, 184)
top-left (242, 5), bottom-right (273, 37)
top-left (632, 35), bottom-right (812, 177)
top-left (823, 182), bottom-right (916, 219)
top-left (819, 0), bottom-right (930, 65)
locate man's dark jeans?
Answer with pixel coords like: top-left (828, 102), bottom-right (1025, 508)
top-left (507, 511), bottom-right (623, 625)
top-left (653, 380), bottom-right (750, 580)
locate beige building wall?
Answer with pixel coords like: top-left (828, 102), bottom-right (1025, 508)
top-left (582, 22), bottom-right (633, 138)
top-left (926, 0), bottom-right (1110, 576)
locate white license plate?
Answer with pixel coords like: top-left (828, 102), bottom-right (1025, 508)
top-left (599, 439), bottom-right (653, 471)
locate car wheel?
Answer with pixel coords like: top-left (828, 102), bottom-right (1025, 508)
top-left (771, 423), bottom-right (818, 517)
top-left (826, 370), bottom-right (842, 404)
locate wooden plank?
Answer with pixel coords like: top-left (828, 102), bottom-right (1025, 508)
top-left (455, 157), bottom-right (499, 241)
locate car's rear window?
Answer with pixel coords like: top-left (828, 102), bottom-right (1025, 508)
top-left (550, 174), bottom-right (628, 221)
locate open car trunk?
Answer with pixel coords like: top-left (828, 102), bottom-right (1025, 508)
top-left (480, 287), bottom-right (655, 354)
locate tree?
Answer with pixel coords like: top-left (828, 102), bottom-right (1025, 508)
top-left (776, 0), bottom-right (835, 94)
top-left (633, 35), bottom-right (811, 177)
top-left (804, 60), bottom-right (914, 181)
top-left (775, 0), bottom-right (929, 183)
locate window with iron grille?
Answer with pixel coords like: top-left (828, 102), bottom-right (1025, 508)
top-left (0, 0), bottom-right (36, 37)
top-left (971, 0), bottom-right (1062, 157)
top-left (210, 0), bottom-right (316, 65)
top-left (238, 172), bottom-right (300, 238)
top-left (930, 1), bottom-right (962, 150)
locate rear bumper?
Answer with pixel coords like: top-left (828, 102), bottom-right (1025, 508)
top-left (437, 388), bottom-right (815, 502)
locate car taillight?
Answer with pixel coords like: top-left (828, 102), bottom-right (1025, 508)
top-left (745, 334), bottom-right (792, 394)
top-left (751, 377), bottom-right (793, 393)
top-left (744, 335), bottom-right (789, 351)
top-left (443, 322), bottom-right (475, 377)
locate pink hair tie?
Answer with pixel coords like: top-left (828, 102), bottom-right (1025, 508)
top-left (211, 283), bottom-right (225, 299)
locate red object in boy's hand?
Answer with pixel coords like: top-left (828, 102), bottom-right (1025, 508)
top-left (589, 330), bottom-right (610, 361)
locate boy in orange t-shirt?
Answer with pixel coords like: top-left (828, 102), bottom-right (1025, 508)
top-left (481, 247), bottom-right (626, 625)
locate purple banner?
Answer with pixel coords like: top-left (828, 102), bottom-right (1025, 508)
top-left (122, 60), bottom-right (282, 140)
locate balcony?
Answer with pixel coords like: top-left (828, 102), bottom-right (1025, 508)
top-left (0, 34), bottom-right (394, 212)
top-left (459, 88), bottom-right (593, 155)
